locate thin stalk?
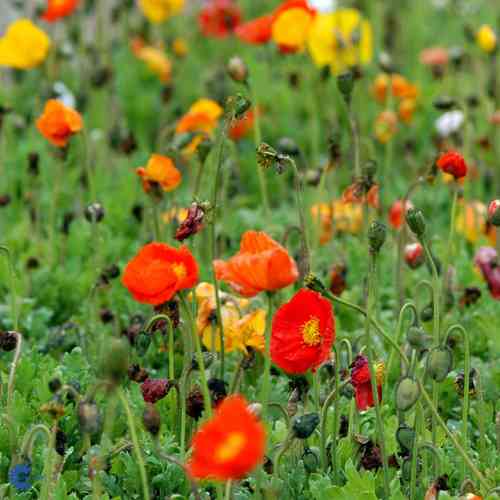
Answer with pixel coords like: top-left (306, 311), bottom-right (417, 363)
top-left (0, 246), bottom-right (19, 330)
top-left (409, 403), bottom-right (423, 500)
top-left (224, 480), bottom-right (232, 500)
top-left (259, 293), bottom-right (274, 422)
top-left (442, 188), bottom-right (458, 307)
top-left (419, 382), bottom-right (491, 491)
top-left (475, 370), bottom-right (487, 464)
top-left (117, 388), bottom-right (150, 500)
top-left (7, 332), bottom-right (22, 411)
top-left (39, 424), bottom-right (56, 500)
top-left (273, 431), bottom-right (295, 477)
top-left (364, 251), bottom-right (390, 498)
top-left (151, 198), bottom-right (161, 241)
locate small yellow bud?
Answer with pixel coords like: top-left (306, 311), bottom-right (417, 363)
top-left (476, 25), bottom-right (497, 53)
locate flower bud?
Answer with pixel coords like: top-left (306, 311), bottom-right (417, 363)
top-left (395, 377), bottom-right (420, 411)
top-left (128, 363), bottom-right (149, 383)
top-left (227, 56), bottom-right (248, 83)
top-left (292, 413), bottom-right (320, 439)
top-left (404, 242), bottom-right (425, 269)
top-left (143, 403), bottom-right (161, 436)
top-left (454, 369), bottom-right (477, 397)
top-left (337, 71), bottom-right (354, 103)
top-left (186, 386), bottom-right (204, 420)
top-left (0, 331), bottom-right (18, 352)
top-left (420, 303), bottom-right (434, 322)
top-left (362, 159), bottom-right (377, 181)
top-left (232, 94), bottom-right (251, 119)
top-left (405, 208), bottom-right (426, 238)
top-left (488, 199), bottom-right (500, 226)
top-left (304, 273), bottom-right (328, 295)
top-left (406, 325), bottom-right (429, 349)
top-left (248, 402), bottom-right (262, 418)
top-left (55, 428), bottom-right (67, 456)
top-left (101, 337), bottom-right (129, 383)
top-left (277, 137), bottom-right (300, 157)
top-left (396, 424), bottom-right (416, 451)
top-left (78, 401), bottom-right (102, 434)
top-left (368, 221), bottom-right (387, 254)
top-left (48, 377), bottom-right (62, 393)
top-left (141, 378), bottom-right (172, 404)
top-left (427, 347), bottom-right (453, 382)
top-left (302, 447), bottom-right (320, 473)
top-left (208, 378), bottom-right (227, 406)
top-left (84, 202), bottom-right (105, 223)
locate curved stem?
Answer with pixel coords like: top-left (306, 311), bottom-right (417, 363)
top-left (117, 388), bottom-right (150, 500)
top-left (418, 442), bottom-right (442, 476)
top-left (39, 424), bottom-right (57, 500)
top-left (443, 324), bottom-right (470, 482)
top-left (20, 424), bottom-right (51, 460)
top-left (273, 431), bottom-right (295, 477)
top-left (267, 402), bottom-right (290, 428)
top-left (7, 332), bottom-right (22, 410)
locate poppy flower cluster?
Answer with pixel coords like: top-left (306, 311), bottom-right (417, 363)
top-left (0, 19), bottom-right (51, 70)
top-left (187, 395), bottom-right (266, 480)
top-left (271, 288), bottom-right (335, 374)
top-left (36, 99), bottom-right (83, 148)
top-left (193, 282), bottom-right (266, 354)
top-left (41, 0), bottom-right (79, 22)
top-left (213, 231), bottom-right (298, 297)
top-left (122, 243), bottom-right (198, 305)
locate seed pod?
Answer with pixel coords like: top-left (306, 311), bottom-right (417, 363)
top-left (143, 403), bottom-right (161, 436)
top-left (186, 386), bottom-right (204, 420)
top-left (227, 56), bottom-right (248, 83)
top-left (427, 347), bottom-right (453, 382)
top-left (407, 325), bottom-right (428, 349)
top-left (395, 377), bottom-right (421, 411)
top-left (420, 303), bottom-right (434, 323)
top-left (292, 413), bottom-right (320, 439)
top-left (141, 379), bottom-right (172, 404)
top-left (405, 208), bottom-right (426, 238)
top-left (396, 424), bottom-right (416, 451)
top-left (368, 221), bottom-right (387, 254)
top-left (302, 447), bottom-right (320, 473)
top-left (337, 71), bottom-right (354, 102)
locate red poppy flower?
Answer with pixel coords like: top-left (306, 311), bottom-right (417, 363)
top-left (198, 0), bottom-right (242, 39)
top-left (228, 108), bottom-right (258, 141)
top-left (122, 243), bottom-right (199, 305)
top-left (404, 242), bottom-right (424, 269)
top-left (235, 15), bottom-right (273, 45)
top-left (41, 0), bottom-right (79, 22)
top-left (271, 289), bottom-right (335, 374)
top-left (350, 355), bottom-right (384, 411)
top-left (187, 395), bottom-right (266, 480)
top-left (388, 199), bottom-right (413, 230)
top-left (213, 231), bottom-right (298, 297)
top-left (436, 150), bottom-right (467, 179)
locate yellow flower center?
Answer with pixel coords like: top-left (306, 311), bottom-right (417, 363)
top-left (215, 432), bottom-right (246, 463)
top-left (301, 317), bottom-right (321, 346)
top-left (171, 262), bottom-right (187, 279)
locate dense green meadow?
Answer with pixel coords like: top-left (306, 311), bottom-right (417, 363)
top-left (0, 0), bottom-right (499, 498)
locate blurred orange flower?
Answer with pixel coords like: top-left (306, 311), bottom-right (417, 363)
top-left (214, 231), bottom-right (298, 297)
top-left (136, 154), bottom-right (181, 193)
top-left (187, 395), bottom-right (266, 480)
top-left (41, 0), bottom-right (79, 22)
top-left (36, 99), bottom-right (83, 148)
top-left (374, 110), bottom-right (398, 143)
top-left (131, 38), bottom-right (172, 82)
top-left (198, 0), bottom-right (242, 39)
top-left (235, 15), bottom-right (273, 45)
top-left (372, 73), bottom-right (418, 103)
top-left (122, 243), bottom-right (198, 305)
top-left (228, 108), bottom-right (258, 141)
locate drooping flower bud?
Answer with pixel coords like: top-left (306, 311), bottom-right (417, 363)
top-left (128, 363), bottom-right (149, 383)
top-left (404, 242), bottom-right (424, 269)
top-left (406, 324), bottom-right (429, 349)
top-left (368, 221), bottom-right (387, 254)
top-left (337, 71), bottom-right (354, 103)
top-left (84, 202), bottom-right (105, 223)
top-left (302, 447), bottom-right (320, 473)
top-left (140, 379), bottom-right (172, 404)
top-left (304, 273), bottom-right (328, 295)
top-left (396, 424), bottom-right (416, 451)
top-left (186, 386), bottom-right (204, 420)
top-left (292, 413), bottom-right (320, 439)
top-left (78, 401), bottom-right (102, 434)
top-left (406, 208), bottom-right (427, 238)
top-left (427, 347), bottom-right (453, 382)
top-left (175, 202), bottom-right (206, 241)
top-left (395, 377), bottom-right (420, 411)
top-left (48, 377), bottom-right (62, 393)
top-left (227, 56), bottom-right (248, 83)
top-left (488, 199), bottom-right (500, 226)
top-left (0, 331), bottom-right (18, 352)
top-left (143, 403), bottom-right (161, 436)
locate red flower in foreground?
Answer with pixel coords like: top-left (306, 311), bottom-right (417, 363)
top-left (213, 231), bottom-right (298, 297)
top-left (187, 395), bottom-right (266, 480)
top-left (271, 289), bottom-right (335, 374)
top-left (436, 150), bottom-right (467, 179)
top-left (41, 0), bottom-right (79, 22)
top-left (350, 355), bottom-right (384, 411)
top-left (388, 199), bottom-right (413, 230)
top-left (122, 243), bottom-right (198, 305)
top-left (235, 15), bottom-right (273, 45)
top-left (198, 0), bottom-right (242, 39)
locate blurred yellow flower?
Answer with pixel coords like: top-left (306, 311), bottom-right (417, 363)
top-left (138, 0), bottom-right (184, 23)
top-left (456, 200), bottom-right (496, 245)
top-left (131, 38), bottom-right (172, 82)
top-left (0, 19), bottom-right (51, 70)
top-left (272, 7), bottom-right (313, 52)
top-left (162, 207), bottom-right (189, 225)
top-left (476, 25), bottom-right (497, 53)
top-left (307, 9), bottom-right (372, 74)
top-left (172, 37), bottom-right (189, 57)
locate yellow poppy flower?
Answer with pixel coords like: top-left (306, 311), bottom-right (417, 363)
top-left (138, 0), bottom-right (184, 23)
top-left (0, 19), bottom-right (51, 70)
top-left (231, 309), bottom-right (266, 354)
top-left (476, 25), bottom-right (497, 53)
top-left (307, 9), bottom-right (373, 75)
top-left (272, 8), bottom-right (313, 52)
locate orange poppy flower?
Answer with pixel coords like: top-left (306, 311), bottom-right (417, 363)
top-left (36, 99), bottom-right (83, 148)
top-left (213, 231), bottom-right (298, 297)
top-left (271, 288), bottom-right (335, 374)
top-left (41, 0), bottom-right (79, 22)
top-left (388, 199), bottom-right (413, 230)
top-left (122, 243), bottom-right (198, 305)
top-left (235, 15), bottom-right (273, 45)
top-left (187, 395), bottom-right (266, 480)
top-left (136, 154), bottom-right (181, 193)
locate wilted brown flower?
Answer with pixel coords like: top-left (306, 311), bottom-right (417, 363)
top-left (175, 202), bottom-right (206, 241)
